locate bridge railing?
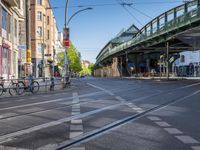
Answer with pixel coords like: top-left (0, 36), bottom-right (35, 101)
top-left (96, 0), bottom-right (200, 65)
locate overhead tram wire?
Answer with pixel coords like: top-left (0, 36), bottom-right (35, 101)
top-left (128, 6), bottom-right (153, 19)
top-left (115, 0), bottom-right (143, 26)
top-left (50, 1), bottom-right (184, 10)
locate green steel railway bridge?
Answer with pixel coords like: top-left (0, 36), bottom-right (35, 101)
top-left (94, 0), bottom-right (200, 77)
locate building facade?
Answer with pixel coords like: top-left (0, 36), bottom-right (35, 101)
top-left (0, 0), bottom-right (26, 79)
top-left (30, 0), bottom-right (58, 77)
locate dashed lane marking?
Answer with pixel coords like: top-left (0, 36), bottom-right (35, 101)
top-left (155, 121), bottom-right (171, 127)
top-left (68, 147), bottom-right (85, 150)
top-left (175, 135), bottom-right (199, 144)
top-left (147, 116), bottom-right (161, 121)
top-left (69, 92), bottom-right (85, 150)
top-left (163, 128), bottom-right (183, 134)
top-left (70, 124), bottom-right (83, 131)
top-left (71, 120), bottom-right (82, 124)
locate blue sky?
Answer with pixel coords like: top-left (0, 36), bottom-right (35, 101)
top-left (49, 0), bottom-right (183, 63)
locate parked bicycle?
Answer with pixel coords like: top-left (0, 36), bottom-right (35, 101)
top-left (0, 76), bottom-right (24, 96)
top-left (17, 76), bottom-right (40, 95)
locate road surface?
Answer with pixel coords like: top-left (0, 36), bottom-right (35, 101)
top-left (0, 77), bottom-right (200, 150)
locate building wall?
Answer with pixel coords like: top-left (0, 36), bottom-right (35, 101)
top-left (0, 0), bottom-right (24, 79)
top-left (30, 0), bottom-right (58, 77)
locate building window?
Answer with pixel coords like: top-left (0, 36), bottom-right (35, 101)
top-left (2, 48), bottom-right (7, 74)
top-left (37, 43), bottom-right (43, 53)
top-left (37, 11), bottom-right (42, 21)
top-left (47, 30), bottom-right (50, 40)
top-left (37, 0), bottom-right (42, 5)
top-left (37, 26), bottom-right (42, 37)
top-left (47, 16), bottom-right (50, 25)
top-left (2, 8), bottom-right (7, 30)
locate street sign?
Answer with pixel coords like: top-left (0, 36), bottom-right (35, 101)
top-left (18, 45), bottom-right (27, 50)
top-left (63, 27), bottom-right (70, 48)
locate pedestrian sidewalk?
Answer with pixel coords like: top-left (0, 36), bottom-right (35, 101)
top-left (123, 76), bottom-right (200, 80)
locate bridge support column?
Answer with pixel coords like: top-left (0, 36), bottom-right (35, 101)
top-left (111, 57), bottom-right (120, 77)
top-left (166, 42), bottom-right (169, 79)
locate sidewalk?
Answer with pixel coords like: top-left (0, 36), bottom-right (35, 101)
top-left (123, 76), bottom-right (200, 80)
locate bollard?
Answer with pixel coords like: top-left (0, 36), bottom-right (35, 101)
top-left (50, 77), bottom-right (55, 91)
top-left (45, 77), bottom-right (47, 92)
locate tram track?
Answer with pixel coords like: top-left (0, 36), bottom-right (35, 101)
top-left (55, 89), bottom-right (200, 150)
top-left (1, 80), bottom-right (200, 148)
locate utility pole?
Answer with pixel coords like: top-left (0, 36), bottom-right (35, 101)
top-left (25, 0), bottom-right (31, 76)
top-left (42, 14), bottom-right (45, 80)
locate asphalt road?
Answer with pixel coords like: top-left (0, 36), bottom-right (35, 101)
top-left (0, 77), bottom-right (200, 150)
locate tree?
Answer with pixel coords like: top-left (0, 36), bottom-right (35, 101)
top-left (56, 43), bottom-right (82, 73)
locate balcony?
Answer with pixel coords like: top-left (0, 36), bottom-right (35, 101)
top-left (6, 0), bottom-right (18, 7)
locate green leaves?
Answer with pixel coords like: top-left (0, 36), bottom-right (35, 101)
top-left (56, 43), bottom-right (82, 73)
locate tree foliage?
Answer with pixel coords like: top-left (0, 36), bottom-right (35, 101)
top-left (80, 63), bottom-right (94, 75)
top-left (56, 43), bottom-right (82, 73)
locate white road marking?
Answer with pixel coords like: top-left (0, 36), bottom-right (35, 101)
top-left (71, 120), bottom-right (82, 124)
top-left (0, 98), bottom-right (68, 111)
top-left (87, 83), bottom-right (114, 96)
top-left (115, 96), bottom-right (125, 103)
top-left (175, 135), bottom-right (199, 144)
top-left (69, 92), bottom-right (85, 150)
top-left (69, 131), bottom-right (83, 139)
top-left (155, 121), bottom-right (171, 127)
top-left (0, 145), bottom-right (28, 150)
top-left (191, 146), bottom-right (200, 150)
top-left (132, 107), bottom-right (143, 111)
top-left (70, 124), bottom-right (83, 131)
top-left (0, 103), bottom-right (122, 143)
top-left (69, 147), bottom-right (85, 150)
top-left (137, 110), bottom-right (144, 113)
top-left (147, 116), bottom-right (161, 121)
top-left (163, 128), bottom-right (183, 134)
top-left (0, 101), bottom-right (10, 104)
top-left (0, 91), bottom-right (106, 111)
top-left (180, 82), bottom-right (200, 89)
top-left (72, 112), bottom-right (80, 115)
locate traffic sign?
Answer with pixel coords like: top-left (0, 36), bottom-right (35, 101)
top-left (63, 27), bottom-right (70, 48)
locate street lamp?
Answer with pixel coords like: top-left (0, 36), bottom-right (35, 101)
top-left (63, 0), bottom-right (92, 83)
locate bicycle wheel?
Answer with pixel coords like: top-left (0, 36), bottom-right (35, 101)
top-left (9, 83), bottom-right (17, 96)
top-left (0, 84), bottom-right (3, 96)
top-left (30, 81), bottom-right (40, 94)
top-left (16, 81), bottom-right (25, 95)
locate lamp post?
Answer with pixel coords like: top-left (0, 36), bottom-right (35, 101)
top-left (63, 0), bottom-right (92, 83)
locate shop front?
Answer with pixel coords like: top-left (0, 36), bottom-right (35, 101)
top-left (1, 39), bottom-right (11, 79)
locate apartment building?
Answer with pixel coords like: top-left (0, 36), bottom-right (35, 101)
top-left (0, 0), bottom-right (26, 79)
top-left (30, 0), bottom-right (58, 77)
